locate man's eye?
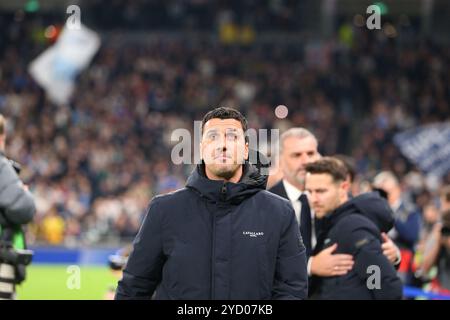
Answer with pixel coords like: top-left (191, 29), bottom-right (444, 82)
top-left (208, 134), bottom-right (217, 140)
top-left (226, 133), bottom-right (237, 140)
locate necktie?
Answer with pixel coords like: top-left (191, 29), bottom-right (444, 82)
top-left (299, 194), bottom-right (312, 258)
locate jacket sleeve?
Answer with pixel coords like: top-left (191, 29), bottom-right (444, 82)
top-left (115, 198), bottom-right (165, 300)
top-left (0, 157), bottom-right (35, 225)
top-left (272, 205), bottom-right (308, 300)
top-left (339, 217), bottom-right (403, 300)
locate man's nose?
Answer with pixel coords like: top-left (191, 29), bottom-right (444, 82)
top-left (299, 153), bottom-right (310, 164)
top-left (215, 135), bottom-right (227, 150)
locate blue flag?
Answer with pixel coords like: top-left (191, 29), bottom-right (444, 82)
top-left (394, 122), bottom-right (450, 178)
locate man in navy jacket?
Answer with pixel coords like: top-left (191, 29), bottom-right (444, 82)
top-left (115, 107), bottom-right (308, 300)
top-left (305, 157), bottom-right (402, 299)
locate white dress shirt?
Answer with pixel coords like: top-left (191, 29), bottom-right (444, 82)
top-left (282, 179), bottom-right (317, 248)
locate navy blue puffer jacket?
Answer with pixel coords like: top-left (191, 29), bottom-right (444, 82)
top-left (116, 160), bottom-right (308, 300)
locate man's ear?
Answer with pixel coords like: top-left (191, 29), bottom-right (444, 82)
top-left (244, 142), bottom-right (249, 160)
top-left (340, 180), bottom-right (350, 196)
top-left (199, 142), bottom-right (203, 160)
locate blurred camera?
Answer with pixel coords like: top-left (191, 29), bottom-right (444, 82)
top-left (8, 159), bottom-right (21, 175)
top-left (108, 254), bottom-right (128, 271)
top-left (0, 243), bottom-right (33, 266)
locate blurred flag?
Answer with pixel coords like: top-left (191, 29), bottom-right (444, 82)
top-left (394, 122), bottom-right (450, 178)
top-left (29, 23), bottom-right (100, 105)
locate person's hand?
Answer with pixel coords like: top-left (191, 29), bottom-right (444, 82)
top-left (311, 243), bottom-right (354, 277)
top-left (381, 233), bottom-right (400, 264)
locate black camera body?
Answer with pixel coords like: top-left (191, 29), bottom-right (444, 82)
top-left (8, 159), bottom-right (21, 175)
top-left (0, 243), bottom-right (33, 266)
top-left (108, 254), bottom-right (128, 271)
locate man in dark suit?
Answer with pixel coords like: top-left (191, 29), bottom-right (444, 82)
top-left (269, 128), bottom-right (399, 280)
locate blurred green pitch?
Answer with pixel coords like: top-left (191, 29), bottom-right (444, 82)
top-left (16, 264), bottom-right (118, 300)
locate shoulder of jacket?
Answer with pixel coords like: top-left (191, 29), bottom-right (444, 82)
top-left (259, 190), bottom-right (292, 207)
top-left (334, 213), bottom-right (379, 236)
top-left (0, 155), bottom-right (9, 168)
top-left (257, 190), bottom-right (294, 219)
top-left (331, 214), bottom-right (380, 253)
top-left (268, 180), bottom-right (284, 192)
top-left (401, 200), bottom-right (420, 214)
top-left (0, 156), bottom-right (18, 180)
top-left (152, 187), bottom-right (190, 205)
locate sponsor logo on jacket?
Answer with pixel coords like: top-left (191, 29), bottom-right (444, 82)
top-left (243, 231), bottom-right (264, 238)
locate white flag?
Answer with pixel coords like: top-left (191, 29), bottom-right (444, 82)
top-left (29, 24), bottom-right (100, 105)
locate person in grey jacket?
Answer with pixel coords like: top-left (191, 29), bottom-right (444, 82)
top-left (0, 114), bottom-right (35, 227)
top-left (0, 114), bottom-right (35, 300)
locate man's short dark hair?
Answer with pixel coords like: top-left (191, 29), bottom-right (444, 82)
top-left (334, 154), bottom-right (356, 183)
top-left (305, 157), bottom-right (349, 183)
top-left (201, 107), bottom-right (248, 138)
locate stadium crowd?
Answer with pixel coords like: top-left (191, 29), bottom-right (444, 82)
top-left (0, 7), bottom-right (449, 294)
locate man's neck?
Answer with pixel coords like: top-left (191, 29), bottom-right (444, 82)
top-left (339, 194), bottom-right (349, 207)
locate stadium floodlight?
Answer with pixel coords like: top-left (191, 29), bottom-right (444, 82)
top-left (24, 0), bottom-right (40, 13)
top-left (374, 2), bottom-right (388, 15)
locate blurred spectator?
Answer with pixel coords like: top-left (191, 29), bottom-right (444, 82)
top-left (40, 206), bottom-right (65, 245)
top-left (415, 187), bottom-right (450, 295)
top-left (373, 171), bottom-right (422, 285)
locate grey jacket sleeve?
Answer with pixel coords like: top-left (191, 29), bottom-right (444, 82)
top-left (0, 156), bottom-right (36, 225)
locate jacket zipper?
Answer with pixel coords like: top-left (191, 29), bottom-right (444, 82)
top-left (210, 204), bottom-right (216, 299)
top-left (211, 182), bottom-right (227, 299)
top-left (221, 182), bottom-right (227, 201)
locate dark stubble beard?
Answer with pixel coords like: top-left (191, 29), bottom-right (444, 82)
top-left (211, 163), bottom-right (241, 181)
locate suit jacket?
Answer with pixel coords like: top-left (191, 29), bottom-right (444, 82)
top-left (268, 180), bottom-right (289, 200)
top-left (268, 180), bottom-right (312, 254)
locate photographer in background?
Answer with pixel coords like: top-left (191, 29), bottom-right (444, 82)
top-left (373, 171), bottom-right (422, 286)
top-left (0, 114), bottom-right (36, 300)
top-left (416, 186), bottom-right (450, 295)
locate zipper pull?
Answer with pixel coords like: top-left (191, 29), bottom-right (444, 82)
top-left (221, 183), bottom-right (227, 194)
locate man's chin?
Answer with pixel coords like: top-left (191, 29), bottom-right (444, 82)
top-left (295, 175), bottom-right (306, 186)
top-left (210, 164), bottom-right (240, 180)
top-left (315, 212), bottom-right (325, 219)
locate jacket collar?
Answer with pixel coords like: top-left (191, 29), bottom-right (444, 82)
top-left (186, 152), bottom-right (269, 205)
top-left (319, 192), bottom-right (394, 234)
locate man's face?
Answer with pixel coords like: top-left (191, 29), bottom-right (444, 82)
top-left (281, 136), bottom-right (320, 188)
top-left (305, 173), bottom-right (345, 219)
top-left (200, 118), bottom-right (248, 180)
